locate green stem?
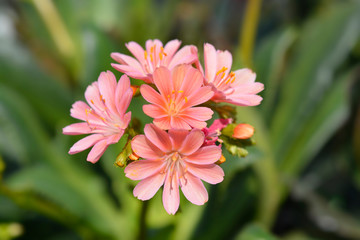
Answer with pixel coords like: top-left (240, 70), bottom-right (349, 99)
top-left (239, 0), bottom-right (262, 68)
top-left (137, 201), bottom-right (149, 240)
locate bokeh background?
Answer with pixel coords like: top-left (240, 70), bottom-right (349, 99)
top-left (1, 0), bottom-right (360, 239)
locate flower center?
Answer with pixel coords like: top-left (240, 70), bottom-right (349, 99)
top-left (143, 44), bottom-right (168, 73)
top-left (166, 90), bottom-right (188, 116)
top-left (213, 66), bottom-right (236, 90)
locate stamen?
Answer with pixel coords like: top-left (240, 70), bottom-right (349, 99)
top-left (90, 100), bottom-right (95, 104)
top-left (184, 96), bottom-right (188, 103)
top-left (144, 51), bottom-right (148, 60)
top-left (216, 67), bottom-right (228, 76)
top-left (161, 47), bottom-right (167, 56)
top-left (178, 90), bottom-right (184, 93)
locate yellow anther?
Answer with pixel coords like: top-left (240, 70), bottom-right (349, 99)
top-left (216, 67), bottom-right (228, 75)
top-left (150, 54), bottom-right (154, 62)
top-left (90, 100), bottom-right (95, 104)
top-left (172, 90), bottom-right (175, 94)
top-left (144, 51), bottom-right (148, 60)
top-left (178, 90), bottom-right (184, 93)
top-left (167, 95), bottom-right (171, 98)
top-left (161, 47), bottom-right (167, 56)
top-left (184, 96), bottom-right (188, 103)
top-left (231, 77), bottom-right (235, 83)
top-left (221, 72), bottom-right (226, 79)
top-left (225, 78), bottom-right (231, 84)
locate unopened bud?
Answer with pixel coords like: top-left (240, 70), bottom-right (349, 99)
top-left (131, 85), bottom-right (140, 96)
top-left (232, 123), bottom-right (254, 139)
top-left (129, 152), bottom-right (139, 161)
top-left (216, 155), bottom-right (226, 165)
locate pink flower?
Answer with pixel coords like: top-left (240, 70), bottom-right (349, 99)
top-left (199, 43), bottom-right (264, 106)
top-left (141, 65), bottom-right (214, 130)
top-left (125, 124), bottom-right (224, 215)
top-left (63, 71), bottom-right (132, 163)
top-left (111, 39), bottom-right (198, 83)
top-left (202, 118), bottom-right (232, 146)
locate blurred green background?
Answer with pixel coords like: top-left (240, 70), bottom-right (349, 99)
top-left (0, 0), bottom-right (360, 239)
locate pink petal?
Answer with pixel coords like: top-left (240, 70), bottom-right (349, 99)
top-left (170, 117), bottom-right (191, 130)
top-left (131, 135), bottom-right (164, 159)
top-left (216, 50), bottom-right (232, 76)
top-left (181, 116), bottom-right (208, 129)
top-left (69, 134), bottom-right (104, 154)
top-left (153, 67), bottom-right (173, 98)
top-left (163, 39), bottom-right (181, 65)
top-left (153, 117), bottom-right (171, 130)
top-left (86, 139), bottom-right (108, 163)
top-left (226, 94), bottom-right (263, 106)
top-left (143, 104), bottom-right (168, 118)
top-left (163, 172), bottom-right (180, 215)
top-left (84, 82), bottom-right (106, 115)
top-left (126, 41), bottom-right (146, 65)
top-left (233, 68), bottom-right (256, 85)
top-left (111, 64), bottom-right (147, 80)
top-left (185, 145), bottom-right (221, 164)
top-left (180, 107), bottom-right (213, 121)
top-left (179, 129), bottom-right (204, 155)
top-left (180, 172), bottom-right (208, 205)
top-left (140, 84), bottom-right (166, 107)
top-left (115, 75), bottom-right (132, 115)
top-left (208, 118), bottom-right (233, 133)
top-left (182, 86), bottom-right (214, 109)
top-left (62, 122), bottom-right (92, 135)
top-left (87, 134), bottom-right (122, 163)
top-left (179, 66), bottom-right (203, 97)
top-left (204, 43), bottom-right (217, 82)
top-left (144, 124), bottom-right (172, 153)
top-left (111, 53), bottom-right (144, 73)
top-left (168, 129), bottom-right (189, 150)
top-left (98, 71), bottom-right (117, 115)
top-left (125, 160), bottom-right (164, 180)
top-left (232, 82), bottom-right (264, 95)
top-left (70, 101), bottom-right (91, 121)
top-left (186, 163), bottom-right (224, 184)
top-left (133, 173), bottom-right (166, 200)
top-left (171, 64), bottom-right (188, 91)
top-left (116, 88), bottom-right (133, 116)
top-left (168, 45), bottom-right (198, 69)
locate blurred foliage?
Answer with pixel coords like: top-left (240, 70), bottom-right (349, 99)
top-left (0, 0), bottom-right (360, 239)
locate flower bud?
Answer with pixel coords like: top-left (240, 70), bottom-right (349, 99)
top-left (232, 123), bottom-right (254, 139)
top-left (216, 155), bottom-right (226, 165)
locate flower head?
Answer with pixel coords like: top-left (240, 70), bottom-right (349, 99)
top-left (125, 124), bottom-right (224, 214)
top-left (141, 65), bottom-right (214, 130)
top-left (111, 39), bottom-right (198, 83)
top-left (200, 43), bottom-right (264, 106)
top-left (63, 71), bottom-right (132, 163)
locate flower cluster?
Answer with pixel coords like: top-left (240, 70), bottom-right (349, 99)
top-left (63, 39), bottom-right (263, 214)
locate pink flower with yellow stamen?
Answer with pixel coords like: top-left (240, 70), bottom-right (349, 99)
top-left (63, 71), bottom-right (132, 163)
top-left (111, 39), bottom-right (198, 83)
top-left (141, 64), bottom-right (214, 130)
top-left (198, 43), bottom-right (264, 106)
top-left (125, 124), bottom-right (224, 215)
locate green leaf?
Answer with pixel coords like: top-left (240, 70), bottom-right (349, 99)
top-left (280, 68), bottom-right (355, 176)
top-left (254, 27), bottom-right (297, 120)
top-left (191, 169), bottom-right (258, 240)
top-left (235, 224), bottom-right (279, 240)
top-left (270, 2), bottom-right (360, 162)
